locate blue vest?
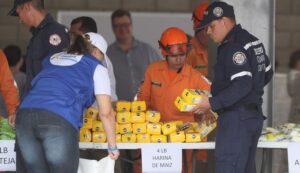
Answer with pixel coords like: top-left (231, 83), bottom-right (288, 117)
top-left (20, 52), bottom-right (101, 129)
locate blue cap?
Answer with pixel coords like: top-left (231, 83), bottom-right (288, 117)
top-left (8, 0), bottom-right (32, 16)
top-left (196, 1), bottom-right (235, 32)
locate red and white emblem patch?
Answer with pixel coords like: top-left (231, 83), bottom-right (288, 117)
top-left (49, 34), bottom-right (62, 46)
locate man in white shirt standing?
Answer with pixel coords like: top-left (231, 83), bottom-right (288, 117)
top-left (70, 16), bottom-right (118, 102)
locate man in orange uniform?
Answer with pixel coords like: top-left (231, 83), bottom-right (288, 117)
top-left (138, 27), bottom-right (211, 173)
top-left (0, 49), bottom-right (19, 126)
top-left (186, 2), bottom-right (209, 76)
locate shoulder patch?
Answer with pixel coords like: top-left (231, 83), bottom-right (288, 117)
top-left (49, 34), bottom-right (62, 46)
top-left (232, 52), bottom-right (247, 65)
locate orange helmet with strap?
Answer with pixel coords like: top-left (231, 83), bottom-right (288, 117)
top-left (158, 27), bottom-right (190, 57)
top-left (192, 2), bottom-right (209, 30)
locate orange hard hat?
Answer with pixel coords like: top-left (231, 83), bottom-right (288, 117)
top-left (159, 27), bottom-right (190, 56)
top-left (192, 2), bottom-right (209, 30)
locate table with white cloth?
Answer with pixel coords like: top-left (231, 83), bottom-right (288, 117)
top-left (0, 140), bottom-right (296, 172)
top-left (79, 141), bottom-right (294, 173)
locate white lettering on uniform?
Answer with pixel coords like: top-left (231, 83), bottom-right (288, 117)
top-left (50, 52), bottom-right (83, 66)
top-left (257, 55), bottom-right (265, 63)
top-left (258, 64), bottom-right (266, 72)
top-left (254, 47), bottom-right (264, 55)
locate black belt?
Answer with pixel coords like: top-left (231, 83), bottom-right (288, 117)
top-left (216, 103), bottom-right (259, 114)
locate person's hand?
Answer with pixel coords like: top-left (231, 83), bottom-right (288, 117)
top-left (194, 111), bottom-right (216, 127)
top-left (111, 109), bottom-right (116, 118)
top-left (191, 94), bottom-right (211, 114)
top-left (108, 149), bottom-right (120, 160)
top-left (8, 114), bottom-right (16, 127)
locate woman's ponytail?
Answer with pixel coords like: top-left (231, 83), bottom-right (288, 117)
top-left (67, 34), bottom-right (92, 55)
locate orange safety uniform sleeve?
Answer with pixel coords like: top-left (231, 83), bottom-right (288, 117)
top-left (0, 50), bottom-right (19, 116)
top-left (137, 61), bottom-right (211, 165)
top-left (186, 37), bottom-right (209, 76)
top-left (137, 62), bottom-right (153, 109)
top-left (138, 61), bottom-right (210, 122)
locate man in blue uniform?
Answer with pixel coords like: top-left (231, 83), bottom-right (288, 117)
top-left (8, 0), bottom-right (69, 95)
top-left (192, 2), bottom-right (273, 173)
top-left (8, 0), bottom-right (69, 172)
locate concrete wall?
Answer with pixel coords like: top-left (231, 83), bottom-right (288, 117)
top-left (276, 0), bottom-right (300, 73)
top-left (0, 0), bottom-right (205, 53)
top-left (0, 0), bottom-right (299, 72)
top-left (0, 1), bottom-right (294, 172)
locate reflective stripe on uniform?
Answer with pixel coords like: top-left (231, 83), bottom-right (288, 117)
top-left (13, 80), bottom-right (18, 88)
top-left (265, 64), bottom-right (272, 72)
top-left (201, 76), bottom-right (212, 85)
top-left (243, 40), bottom-right (261, 50)
top-left (230, 71), bottom-right (252, 81)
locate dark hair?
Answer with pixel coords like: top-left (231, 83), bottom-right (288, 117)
top-left (67, 35), bottom-right (92, 55)
top-left (71, 16), bottom-right (97, 33)
top-left (186, 33), bottom-right (193, 43)
top-left (228, 17), bottom-right (236, 24)
top-left (30, 0), bottom-right (45, 11)
top-left (3, 45), bottom-right (22, 67)
top-left (288, 50), bottom-right (300, 69)
top-left (111, 9), bottom-right (132, 25)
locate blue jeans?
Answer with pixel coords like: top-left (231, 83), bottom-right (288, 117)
top-left (15, 138), bottom-right (28, 173)
top-left (16, 108), bottom-right (79, 173)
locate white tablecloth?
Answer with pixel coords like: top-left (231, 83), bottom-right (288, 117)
top-left (79, 141), bottom-right (294, 150)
